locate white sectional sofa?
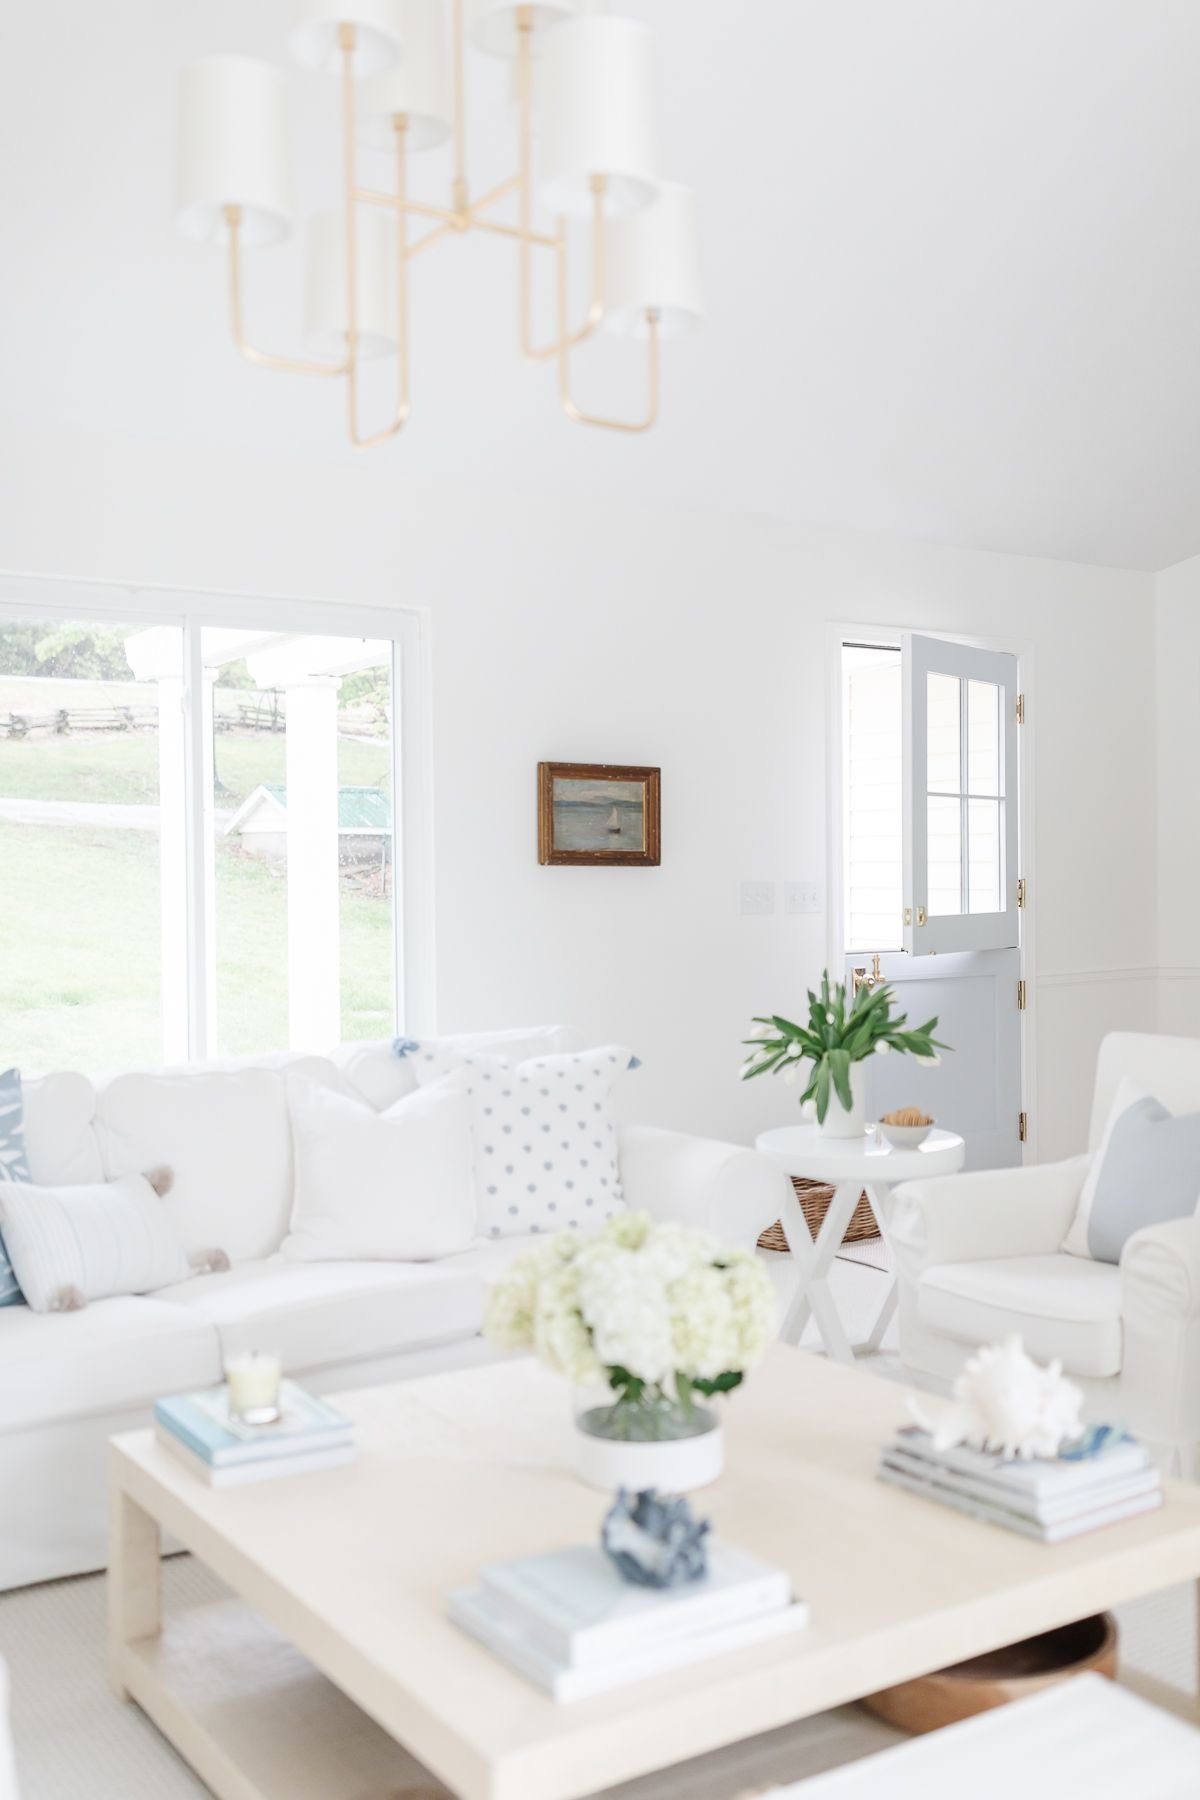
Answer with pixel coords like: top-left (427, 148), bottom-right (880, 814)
top-left (0, 1025), bottom-right (787, 1591)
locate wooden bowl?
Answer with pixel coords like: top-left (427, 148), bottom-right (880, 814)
top-left (863, 1612), bottom-right (1117, 1735)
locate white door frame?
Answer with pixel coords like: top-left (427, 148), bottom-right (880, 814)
top-left (824, 620), bottom-right (1039, 1162)
top-left (0, 568), bottom-right (437, 1050)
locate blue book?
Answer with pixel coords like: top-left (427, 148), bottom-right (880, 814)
top-left (154, 1381), bottom-right (353, 1467)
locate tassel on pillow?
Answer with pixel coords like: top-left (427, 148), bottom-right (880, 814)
top-left (147, 1166), bottom-right (229, 1276)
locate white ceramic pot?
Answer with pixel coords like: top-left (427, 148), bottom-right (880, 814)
top-left (573, 1407), bottom-right (725, 1493)
top-left (817, 1058), bottom-right (867, 1138)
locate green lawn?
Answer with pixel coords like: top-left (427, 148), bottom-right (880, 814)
top-left (0, 822), bottom-right (393, 1071)
top-left (0, 730), bottom-right (390, 809)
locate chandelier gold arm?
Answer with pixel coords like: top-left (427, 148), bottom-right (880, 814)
top-left (224, 205), bottom-right (349, 377)
top-left (516, 17), bottom-right (604, 362)
top-left (559, 304), bottom-right (661, 434)
top-left (341, 32), bottom-right (410, 447)
top-left (209, 7), bottom-right (667, 437)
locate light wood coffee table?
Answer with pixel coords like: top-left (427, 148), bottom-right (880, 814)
top-left (109, 1347), bottom-right (1200, 1800)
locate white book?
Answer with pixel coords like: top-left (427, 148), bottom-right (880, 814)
top-left (892, 1425), bottom-right (1150, 1500)
top-left (878, 1461), bottom-right (1164, 1542)
top-left (448, 1585), bottom-right (810, 1701)
top-left (883, 1445), bottom-right (1162, 1527)
top-left (155, 1424), bottom-right (357, 1488)
top-left (480, 1540), bottom-right (791, 1669)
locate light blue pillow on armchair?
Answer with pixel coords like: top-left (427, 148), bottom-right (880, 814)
top-left (0, 1068), bottom-right (31, 1306)
top-left (1078, 1093), bottom-right (1200, 1265)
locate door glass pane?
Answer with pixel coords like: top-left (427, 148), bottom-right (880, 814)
top-left (926, 671), bottom-right (961, 791)
top-left (206, 629), bottom-right (395, 1057)
top-left (0, 616), bottom-right (182, 1071)
top-left (926, 794), bottom-right (962, 915)
top-left (967, 797), bottom-right (1001, 913)
top-left (967, 679), bottom-right (1000, 796)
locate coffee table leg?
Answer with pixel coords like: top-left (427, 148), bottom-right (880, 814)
top-left (108, 1476), bottom-right (162, 1702)
top-left (779, 1180), bottom-right (860, 1363)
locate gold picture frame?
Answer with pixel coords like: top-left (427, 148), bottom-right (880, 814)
top-left (538, 762), bottom-right (661, 866)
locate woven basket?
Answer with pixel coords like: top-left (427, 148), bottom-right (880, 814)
top-left (757, 1176), bottom-right (879, 1253)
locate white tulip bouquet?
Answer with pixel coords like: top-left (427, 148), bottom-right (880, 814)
top-left (484, 1212), bottom-right (778, 1442)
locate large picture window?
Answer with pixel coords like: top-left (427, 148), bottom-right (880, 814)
top-left (0, 582), bottom-right (425, 1074)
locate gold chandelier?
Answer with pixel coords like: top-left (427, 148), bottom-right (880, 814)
top-left (176, 0), bottom-right (703, 445)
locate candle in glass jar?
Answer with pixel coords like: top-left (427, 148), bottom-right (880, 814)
top-left (224, 1351), bottom-right (282, 1421)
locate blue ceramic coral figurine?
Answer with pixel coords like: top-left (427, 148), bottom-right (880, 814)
top-left (601, 1488), bottom-right (710, 1589)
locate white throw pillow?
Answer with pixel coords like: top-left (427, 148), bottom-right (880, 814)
top-left (281, 1069), bottom-right (477, 1263)
top-left (0, 1173), bottom-right (192, 1313)
top-left (405, 1042), bottom-right (635, 1238)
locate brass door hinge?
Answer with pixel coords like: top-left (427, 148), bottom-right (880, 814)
top-left (1016, 692), bottom-right (1025, 725)
top-left (1016, 877), bottom-right (1027, 908)
top-left (1017, 978), bottom-right (1027, 1011)
top-left (1018, 1111), bottom-right (1028, 1143)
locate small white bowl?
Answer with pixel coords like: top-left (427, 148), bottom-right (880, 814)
top-left (880, 1121), bottom-right (934, 1149)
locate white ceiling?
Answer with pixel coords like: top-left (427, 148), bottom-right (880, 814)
top-left (6, 0), bottom-right (1200, 570)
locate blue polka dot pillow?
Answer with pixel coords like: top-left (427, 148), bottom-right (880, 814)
top-left (400, 1042), bottom-right (638, 1238)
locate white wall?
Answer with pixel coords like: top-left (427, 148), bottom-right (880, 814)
top-left (1154, 556), bottom-right (1200, 1039)
top-left (0, 425), bottom-right (1158, 1153)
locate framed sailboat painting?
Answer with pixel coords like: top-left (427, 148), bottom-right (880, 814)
top-left (538, 762), bottom-right (661, 866)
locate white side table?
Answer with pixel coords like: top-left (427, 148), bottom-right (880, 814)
top-left (754, 1125), bottom-right (965, 1364)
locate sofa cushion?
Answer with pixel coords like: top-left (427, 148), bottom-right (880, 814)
top-left (0, 1296), bottom-right (222, 1435)
top-left (21, 1071), bottom-right (103, 1187)
top-left (153, 1255), bottom-right (488, 1372)
top-left (918, 1254), bottom-right (1123, 1378)
top-left (93, 1064), bottom-right (326, 1264)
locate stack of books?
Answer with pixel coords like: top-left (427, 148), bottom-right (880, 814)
top-left (448, 1540), bottom-right (807, 1700)
top-left (154, 1381), bottom-right (356, 1487)
top-left (879, 1423), bottom-right (1163, 1542)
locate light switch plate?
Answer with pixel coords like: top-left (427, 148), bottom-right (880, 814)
top-left (739, 880), bottom-right (776, 917)
top-left (784, 882), bottom-right (823, 916)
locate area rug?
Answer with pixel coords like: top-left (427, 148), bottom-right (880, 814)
top-left (0, 1557), bottom-right (1194, 1799)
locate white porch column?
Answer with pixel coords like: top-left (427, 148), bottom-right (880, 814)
top-left (284, 677), bottom-right (341, 1051)
top-left (155, 674), bottom-right (190, 1064)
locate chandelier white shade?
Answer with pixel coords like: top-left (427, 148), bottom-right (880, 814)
top-left (603, 181), bottom-right (702, 339)
top-left (176, 0), bottom-right (700, 437)
top-left (466, 0), bottom-right (580, 58)
top-left (290, 0), bottom-right (403, 73)
top-left (176, 57), bottom-right (290, 248)
top-left (538, 17), bottom-right (660, 218)
top-left (305, 209), bottom-right (397, 359)
top-left (358, 1), bottom-right (453, 152)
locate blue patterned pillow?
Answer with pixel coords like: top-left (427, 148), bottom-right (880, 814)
top-left (0, 1068), bottom-right (31, 1306)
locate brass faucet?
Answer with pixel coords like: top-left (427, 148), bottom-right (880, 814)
top-left (852, 953), bottom-right (883, 997)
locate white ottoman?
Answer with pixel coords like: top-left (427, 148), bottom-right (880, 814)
top-left (765, 1677), bottom-right (1200, 1799)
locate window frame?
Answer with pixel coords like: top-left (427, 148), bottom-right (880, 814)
top-left (902, 631), bottom-right (1019, 955)
top-left (0, 571), bottom-right (434, 1062)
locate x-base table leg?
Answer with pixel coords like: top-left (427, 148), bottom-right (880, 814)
top-left (779, 1180), bottom-right (898, 1364)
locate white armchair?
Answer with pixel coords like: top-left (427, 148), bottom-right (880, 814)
top-left (891, 1032), bottom-right (1200, 1475)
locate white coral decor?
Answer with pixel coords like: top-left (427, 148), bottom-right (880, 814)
top-left (483, 1213), bottom-right (777, 1420)
top-left (912, 1335), bottom-right (1084, 1461)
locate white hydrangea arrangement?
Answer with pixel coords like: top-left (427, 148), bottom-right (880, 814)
top-left (484, 1212), bottom-right (778, 1441)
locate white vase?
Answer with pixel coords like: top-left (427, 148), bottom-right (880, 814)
top-left (817, 1059), bottom-right (867, 1139)
top-left (572, 1396), bottom-right (725, 1493)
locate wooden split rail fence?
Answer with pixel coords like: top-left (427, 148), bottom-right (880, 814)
top-left (0, 697), bottom-right (285, 740)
